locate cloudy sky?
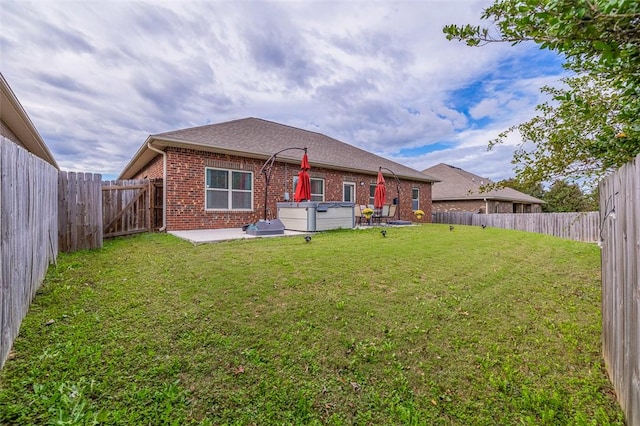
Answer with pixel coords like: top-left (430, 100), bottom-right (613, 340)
top-left (2, 0), bottom-right (566, 181)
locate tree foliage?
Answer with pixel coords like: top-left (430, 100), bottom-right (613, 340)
top-left (497, 74), bottom-right (638, 185)
top-left (543, 180), bottom-right (597, 212)
top-left (501, 177), bottom-right (598, 212)
top-left (499, 178), bottom-right (546, 200)
top-left (443, 0), bottom-right (640, 186)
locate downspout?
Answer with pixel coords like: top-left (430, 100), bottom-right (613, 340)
top-left (147, 142), bottom-right (167, 231)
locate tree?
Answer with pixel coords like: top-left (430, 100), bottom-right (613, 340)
top-left (543, 180), bottom-right (594, 212)
top-left (496, 74), bottom-right (638, 185)
top-left (499, 177), bottom-right (599, 211)
top-left (499, 177), bottom-right (545, 199)
top-left (443, 0), bottom-right (640, 186)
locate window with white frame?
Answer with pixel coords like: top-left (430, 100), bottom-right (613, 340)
top-left (292, 176), bottom-right (325, 201)
top-left (343, 182), bottom-right (355, 202)
top-left (412, 188), bottom-right (419, 210)
top-left (369, 184), bottom-right (376, 206)
top-left (310, 178), bottom-right (325, 201)
top-left (205, 168), bottom-right (253, 210)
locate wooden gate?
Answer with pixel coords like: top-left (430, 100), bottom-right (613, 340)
top-left (102, 179), bottom-right (163, 238)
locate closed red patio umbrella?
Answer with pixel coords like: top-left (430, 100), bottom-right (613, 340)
top-left (374, 168), bottom-right (386, 209)
top-left (294, 151), bottom-right (311, 202)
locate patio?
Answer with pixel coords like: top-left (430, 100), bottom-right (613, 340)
top-left (168, 228), bottom-right (308, 244)
top-left (169, 222), bottom-right (414, 244)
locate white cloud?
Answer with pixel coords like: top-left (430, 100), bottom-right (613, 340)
top-left (469, 98), bottom-right (501, 120)
top-left (1, 0), bottom-right (565, 180)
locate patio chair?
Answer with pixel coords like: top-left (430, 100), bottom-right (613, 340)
top-left (354, 204), bottom-right (364, 225)
top-left (381, 204), bottom-right (390, 218)
top-left (371, 204), bottom-right (389, 225)
top-left (385, 204), bottom-right (397, 223)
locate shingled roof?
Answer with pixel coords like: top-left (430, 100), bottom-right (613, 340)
top-left (120, 117), bottom-right (439, 182)
top-left (422, 163), bottom-right (544, 204)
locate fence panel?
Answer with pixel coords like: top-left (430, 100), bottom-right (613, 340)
top-left (432, 211), bottom-right (599, 242)
top-left (58, 172), bottom-right (103, 252)
top-left (1, 137), bottom-right (58, 368)
top-left (431, 211), bottom-right (475, 225)
top-left (600, 154), bottom-right (640, 425)
top-left (102, 179), bottom-right (162, 238)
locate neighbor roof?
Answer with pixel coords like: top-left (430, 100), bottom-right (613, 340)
top-left (422, 163), bottom-right (544, 204)
top-left (120, 117), bottom-right (439, 182)
top-left (0, 73), bottom-right (58, 168)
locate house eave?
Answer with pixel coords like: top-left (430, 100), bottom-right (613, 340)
top-left (120, 136), bottom-right (438, 183)
top-left (0, 73), bottom-right (58, 169)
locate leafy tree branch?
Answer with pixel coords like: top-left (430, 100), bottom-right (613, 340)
top-left (444, 0), bottom-right (640, 187)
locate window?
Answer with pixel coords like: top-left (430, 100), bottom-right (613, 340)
top-left (369, 184), bottom-right (376, 206)
top-left (343, 182), bottom-right (355, 202)
top-left (292, 177), bottom-right (325, 201)
top-left (205, 168), bottom-right (253, 210)
top-left (412, 188), bottom-right (419, 211)
top-left (310, 178), bottom-right (324, 201)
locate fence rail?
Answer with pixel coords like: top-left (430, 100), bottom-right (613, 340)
top-left (58, 172), bottom-right (103, 252)
top-left (432, 211), bottom-right (600, 242)
top-left (600, 154), bottom-right (640, 425)
top-left (1, 138), bottom-right (58, 368)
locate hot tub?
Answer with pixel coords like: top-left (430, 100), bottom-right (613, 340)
top-left (277, 202), bottom-right (355, 232)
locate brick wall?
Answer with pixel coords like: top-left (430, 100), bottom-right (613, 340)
top-left (135, 154), bottom-right (163, 180)
top-left (134, 147), bottom-right (433, 230)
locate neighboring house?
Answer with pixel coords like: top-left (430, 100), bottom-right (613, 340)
top-left (120, 117), bottom-right (439, 231)
top-left (1, 73), bottom-right (58, 168)
top-left (422, 163), bottom-right (544, 214)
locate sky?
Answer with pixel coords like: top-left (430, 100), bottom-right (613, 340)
top-left (1, 0), bottom-right (567, 181)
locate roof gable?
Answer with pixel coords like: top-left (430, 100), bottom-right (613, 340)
top-left (121, 117), bottom-right (439, 182)
top-left (422, 163), bottom-right (544, 204)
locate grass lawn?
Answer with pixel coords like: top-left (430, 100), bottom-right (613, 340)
top-left (0, 224), bottom-right (624, 425)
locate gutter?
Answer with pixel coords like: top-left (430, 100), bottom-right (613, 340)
top-left (146, 141), bottom-right (167, 231)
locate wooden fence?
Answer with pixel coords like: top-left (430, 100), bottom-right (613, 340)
top-left (600, 154), bottom-right (640, 425)
top-left (58, 176), bottom-right (163, 250)
top-left (432, 212), bottom-right (476, 226)
top-left (102, 179), bottom-right (163, 238)
top-left (432, 211), bottom-right (600, 242)
top-left (1, 137), bottom-right (58, 368)
top-left (58, 172), bottom-right (103, 252)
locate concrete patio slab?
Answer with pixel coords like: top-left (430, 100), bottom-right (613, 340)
top-left (168, 228), bottom-right (308, 244)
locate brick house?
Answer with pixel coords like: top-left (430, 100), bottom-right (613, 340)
top-left (119, 117), bottom-right (438, 231)
top-left (422, 163), bottom-right (544, 214)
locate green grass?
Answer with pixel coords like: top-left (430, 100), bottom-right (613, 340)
top-left (0, 224), bottom-right (624, 425)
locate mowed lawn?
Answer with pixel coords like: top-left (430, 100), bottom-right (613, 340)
top-left (0, 224), bottom-right (624, 425)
